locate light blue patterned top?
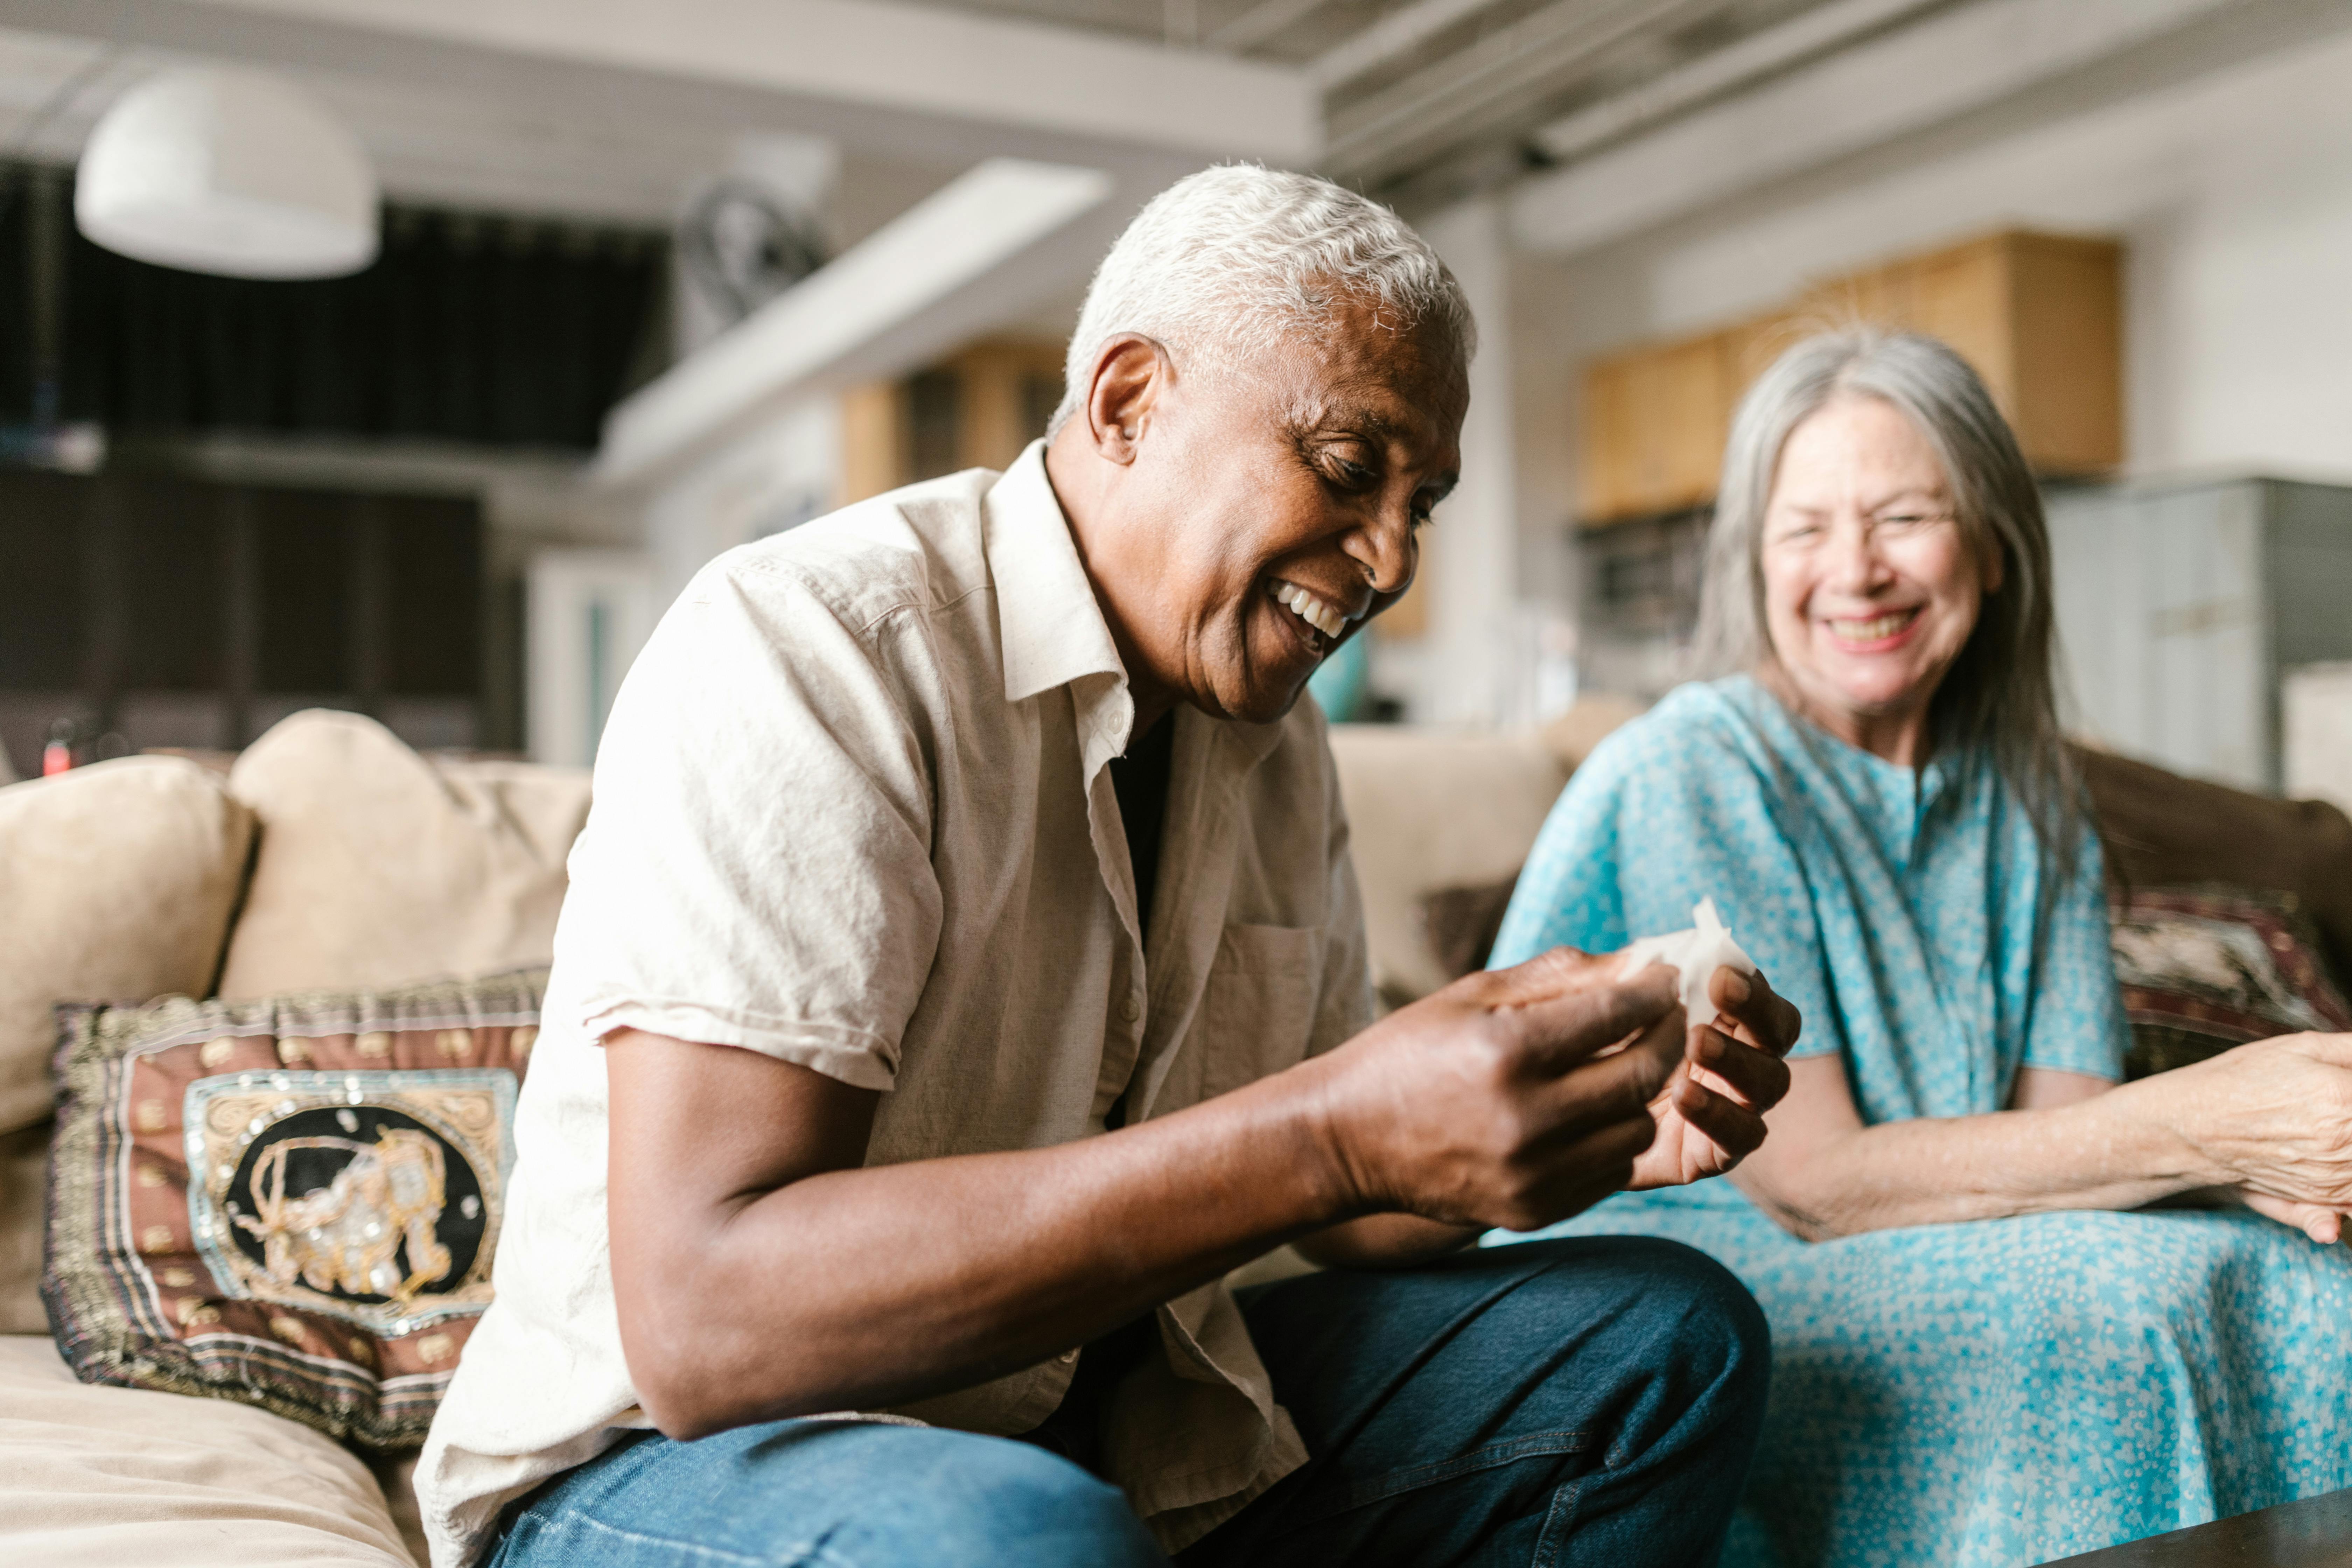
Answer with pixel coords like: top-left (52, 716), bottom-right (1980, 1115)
top-left (1483, 678), bottom-right (2352, 1567)
top-left (1491, 675), bottom-right (2127, 1114)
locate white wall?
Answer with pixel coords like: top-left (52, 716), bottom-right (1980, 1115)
top-left (638, 397), bottom-right (845, 607)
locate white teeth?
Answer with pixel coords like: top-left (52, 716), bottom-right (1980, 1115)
top-left (1271, 581), bottom-right (1350, 642)
top-left (1830, 610), bottom-right (1917, 640)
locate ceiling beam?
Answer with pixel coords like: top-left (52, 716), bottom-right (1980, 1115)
top-left (1306, 0), bottom-right (1513, 91)
top-left (1527, 0), bottom-right (1950, 164)
top-left (0, 0), bottom-right (1322, 164)
top-left (1321, 0), bottom-right (1739, 183)
top-left (1206, 0), bottom-right (1335, 55)
top-left (1509, 0), bottom-right (2249, 254)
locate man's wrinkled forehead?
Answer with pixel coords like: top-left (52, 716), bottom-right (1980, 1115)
top-left (1274, 306), bottom-right (1464, 418)
top-left (1287, 353), bottom-right (1466, 462)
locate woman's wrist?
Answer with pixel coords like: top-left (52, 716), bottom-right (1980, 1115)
top-left (2094, 1071), bottom-right (2230, 1191)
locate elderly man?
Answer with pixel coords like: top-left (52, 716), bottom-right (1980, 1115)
top-left (419, 167), bottom-right (1798, 1568)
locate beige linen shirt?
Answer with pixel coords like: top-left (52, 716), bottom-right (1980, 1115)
top-left (418, 443), bottom-right (1375, 1566)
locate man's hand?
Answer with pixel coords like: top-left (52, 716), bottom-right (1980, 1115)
top-left (1308, 948), bottom-right (1686, 1236)
top-left (1626, 966), bottom-right (1800, 1191)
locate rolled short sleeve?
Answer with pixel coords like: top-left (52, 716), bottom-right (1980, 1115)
top-left (555, 560), bottom-right (944, 1091)
top-left (2019, 821), bottom-right (2129, 1082)
top-left (1491, 707), bottom-right (1843, 1062)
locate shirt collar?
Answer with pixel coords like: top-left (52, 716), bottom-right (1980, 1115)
top-left (985, 441), bottom-right (1127, 712)
top-left (984, 440), bottom-right (1292, 776)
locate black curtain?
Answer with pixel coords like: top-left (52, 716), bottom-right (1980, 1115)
top-left (0, 164), bottom-right (668, 450)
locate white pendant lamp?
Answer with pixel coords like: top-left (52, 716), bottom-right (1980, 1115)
top-left (75, 65), bottom-right (379, 280)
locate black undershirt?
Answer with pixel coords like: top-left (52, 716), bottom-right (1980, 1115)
top-left (1020, 709), bottom-right (1173, 1471)
top-left (1107, 709), bottom-right (1175, 951)
top-left (1101, 710), bottom-right (1172, 1136)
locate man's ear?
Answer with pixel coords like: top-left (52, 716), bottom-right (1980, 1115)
top-left (1083, 335), bottom-right (1171, 465)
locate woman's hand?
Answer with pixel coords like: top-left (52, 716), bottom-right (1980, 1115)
top-left (1628, 967), bottom-right (1802, 1191)
top-left (2233, 1188), bottom-right (2344, 1245)
top-left (2142, 1032), bottom-right (2352, 1237)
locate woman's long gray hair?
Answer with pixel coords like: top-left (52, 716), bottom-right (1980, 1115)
top-left (1696, 328), bottom-right (2080, 877)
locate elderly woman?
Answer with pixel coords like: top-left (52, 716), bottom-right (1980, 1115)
top-left (1491, 329), bottom-right (2352, 1567)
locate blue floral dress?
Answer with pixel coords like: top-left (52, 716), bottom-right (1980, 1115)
top-left (1487, 677), bottom-right (2352, 1567)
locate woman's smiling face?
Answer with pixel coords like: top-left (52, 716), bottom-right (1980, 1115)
top-left (1758, 393), bottom-right (2001, 762)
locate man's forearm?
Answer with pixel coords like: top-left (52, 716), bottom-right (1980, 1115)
top-left (617, 1056), bottom-right (1359, 1438)
top-left (611, 956), bottom-right (1766, 1442)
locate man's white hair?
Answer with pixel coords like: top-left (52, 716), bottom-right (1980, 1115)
top-left (1046, 164), bottom-right (1474, 438)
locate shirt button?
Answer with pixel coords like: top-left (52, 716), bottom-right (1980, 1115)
top-left (1118, 996), bottom-right (1142, 1023)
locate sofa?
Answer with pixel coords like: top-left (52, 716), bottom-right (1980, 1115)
top-left (1, 710), bottom-right (589, 1567)
top-left (3, 701), bottom-right (2346, 1566)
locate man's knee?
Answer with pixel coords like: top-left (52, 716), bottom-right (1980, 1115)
top-left (1492, 1236), bottom-right (1770, 1443)
top-left (1619, 1237), bottom-right (1766, 1362)
top-left (1591, 1238), bottom-right (1769, 1458)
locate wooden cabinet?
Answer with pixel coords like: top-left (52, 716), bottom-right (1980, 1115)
top-left (1580, 336), bottom-right (1731, 522)
top-left (839, 338), bottom-right (1065, 504)
top-left (1580, 230), bottom-right (2121, 525)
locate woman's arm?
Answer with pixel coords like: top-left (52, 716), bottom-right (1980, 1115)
top-left (1731, 1036), bottom-right (2352, 1241)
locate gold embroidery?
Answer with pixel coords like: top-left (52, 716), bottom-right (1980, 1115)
top-left (276, 1037), bottom-right (312, 1066)
top-left (200, 1037), bottom-right (237, 1069)
top-left (134, 1102), bottom-right (167, 1133)
top-left (269, 1315), bottom-right (308, 1345)
top-left (415, 1332), bottom-right (455, 1365)
top-left (357, 1031), bottom-right (394, 1059)
top-left (140, 1224), bottom-right (174, 1252)
top-left (157, 1267), bottom-right (198, 1288)
top-left (184, 1078), bottom-right (505, 1330)
top-left (231, 1130), bottom-right (454, 1305)
top-left (136, 1162), bottom-right (168, 1188)
top-left (510, 1025), bottom-right (538, 1059)
top-left (348, 1337), bottom-right (376, 1366)
top-left (436, 1028), bottom-right (473, 1060)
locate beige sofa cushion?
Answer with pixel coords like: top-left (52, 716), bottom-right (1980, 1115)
top-left (218, 711), bottom-right (590, 1000)
top-left (0, 1332), bottom-right (414, 1566)
top-left (0, 757), bottom-right (254, 1135)
top-left (0, 1121), bottom-right (45, 1334)
top-left (1328, 725), bottom-right (1569, 1003)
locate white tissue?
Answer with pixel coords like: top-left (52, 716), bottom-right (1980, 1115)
top-left (1615, 898), bottom-right (1757, 1027)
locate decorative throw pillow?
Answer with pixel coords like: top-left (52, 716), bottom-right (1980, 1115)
top-left (42, 968), bottom-right (544, 1451)
top-left (2110, 886), bottom-right (2352, 1079)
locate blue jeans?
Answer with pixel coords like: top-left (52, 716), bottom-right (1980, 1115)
top-left (488, 1237), bottom-right (1768, 1568)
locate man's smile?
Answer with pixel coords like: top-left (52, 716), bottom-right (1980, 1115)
top-left (1268, 577), bottom-right (1357, 654)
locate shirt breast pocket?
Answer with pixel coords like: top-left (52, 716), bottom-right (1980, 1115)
top-left (1197, 923), bottom-right (1325, 1101)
